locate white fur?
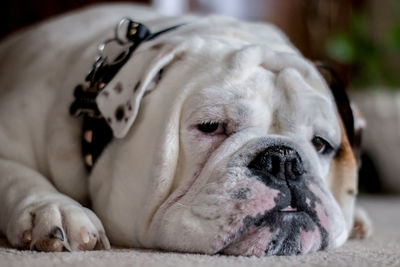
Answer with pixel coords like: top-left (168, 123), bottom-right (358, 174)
top-left (0, 4), bottom-right (353, 254)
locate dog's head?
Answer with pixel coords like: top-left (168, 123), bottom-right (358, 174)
top-left (90, 16), bottom-right (362, 256)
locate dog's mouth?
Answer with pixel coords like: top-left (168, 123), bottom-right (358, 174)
top-left (220, 202), bottom-right (328, 256)
top-left (214, 151), bottom-right (333, 257)
top-left (149, 152), bottom-right (346, 257)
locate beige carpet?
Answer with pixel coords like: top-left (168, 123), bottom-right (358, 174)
top-left (1, 196), bottom-right (399, 267)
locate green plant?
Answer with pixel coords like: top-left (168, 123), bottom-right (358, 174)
top-left (325, 2), bottom-right (400, 88)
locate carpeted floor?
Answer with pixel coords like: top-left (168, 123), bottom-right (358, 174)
top-left (0, 196), bottom-right (399, 267)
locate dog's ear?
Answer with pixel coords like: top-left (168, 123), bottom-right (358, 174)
top-left (314, 62), bottom-right (364, 166)
top-left (349, 102), bottom-right (366, 167)
top-left (96, 44), bottom-right (186, 138)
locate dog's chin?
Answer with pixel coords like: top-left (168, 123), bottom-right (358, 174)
top-left (221, 211), bottom-right (324, 256)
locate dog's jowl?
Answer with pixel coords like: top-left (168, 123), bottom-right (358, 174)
top-left (0, 4), bottom-right (370, 255)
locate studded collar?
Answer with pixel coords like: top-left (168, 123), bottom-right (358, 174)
top-left (69, 18), bottom-right (183, 171)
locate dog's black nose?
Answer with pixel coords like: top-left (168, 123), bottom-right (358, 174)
top-left (248, 146), bottom-right (305, 181)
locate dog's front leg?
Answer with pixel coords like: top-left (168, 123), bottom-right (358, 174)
top-left (0, 159), bottom-right (110, 251)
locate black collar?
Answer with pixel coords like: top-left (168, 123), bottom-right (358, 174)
top-left (69, 18), bottom-right (183, 171)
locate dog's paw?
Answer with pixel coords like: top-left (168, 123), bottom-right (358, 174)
top-left (6, 201), bottom-right (110, 251)
top-left (350, 207), bottom-right (373, 239)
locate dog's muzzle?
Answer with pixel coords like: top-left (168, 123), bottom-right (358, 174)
top-left (221, 143), bottom-right (332, 256)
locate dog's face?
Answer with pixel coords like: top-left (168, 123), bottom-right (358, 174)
top-left (148, 51), bottom-right (350, 256)
top-left (92, 17), bottom-right (358, 256)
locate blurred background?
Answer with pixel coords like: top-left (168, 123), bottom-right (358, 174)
top-left (1, 0), bottom-right (399, 194)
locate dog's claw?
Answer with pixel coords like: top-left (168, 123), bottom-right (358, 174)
top-left (49, 226), bottom-right (64, 241)
top-left (20, 230), bottom-right (32, 250)
top-left (77, 227), bottom-right (97, 250)
top-left (95, 231), bottom-right (111, 250)
top-left (31, 226), bottom-right (66, 252)
top-left (34, 237), bottom-right (65, 252)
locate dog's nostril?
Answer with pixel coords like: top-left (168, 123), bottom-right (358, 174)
top-left (265, 155), bottom-right (273, 173)
top-left (266, 155), bottom-right (281, 176)
top-left (291, 158), bottom-right (305, 177)
top-left (284, 157), bottom-right (304, 180)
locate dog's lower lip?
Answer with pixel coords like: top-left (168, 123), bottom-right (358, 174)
top-left (221, 211), bottom-right (318, 256)
top-left (280, 206), bottom-right (297, 212)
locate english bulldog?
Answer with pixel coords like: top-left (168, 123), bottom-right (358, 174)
top-left (0, 4), bottom-right (371, 256)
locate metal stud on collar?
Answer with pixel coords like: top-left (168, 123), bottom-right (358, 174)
top-left (115, 17), bottom-right (138, 44)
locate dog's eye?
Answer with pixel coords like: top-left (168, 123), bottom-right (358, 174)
top-left (312, 136), bottom-right (333, 155)
top-left (197, 122), bottom-right (225, 134)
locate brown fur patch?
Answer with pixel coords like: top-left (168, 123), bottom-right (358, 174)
top-left (150, 43), bottom-right (164, 50)
top-left (347, 189), bottom-right (356, 196)
top-left (327, 120), bottom-right (358, 232)
top-left (133, 81), bottom-right (141, 93)
top-left (113, 82), bottom-right (123, 93)
top-left (334, 127), bottom-right (356, 168)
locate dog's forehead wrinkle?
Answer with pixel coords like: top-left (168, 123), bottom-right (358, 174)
top-left (231, 103), bottom-right (249, 120)
top-left (183, 68), bottom-right (275, 125)
top-left (267, 71), bottom-right (340, 145)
